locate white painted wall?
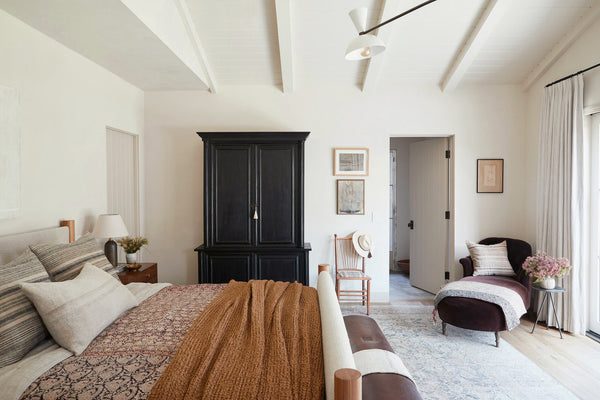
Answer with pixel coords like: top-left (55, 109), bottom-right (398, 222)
top-left (524, 18), bottom-right (600, 248)
top-left (145, 84), bottom-right (529, 301)
top-left (0, 10), bottom-right (144, 238)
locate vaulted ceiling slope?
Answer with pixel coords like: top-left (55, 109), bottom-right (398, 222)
top-left (1, 0), bottom-right (599, 93)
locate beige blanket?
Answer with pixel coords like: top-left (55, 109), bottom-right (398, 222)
top-left (149, 280), bottom-right (325, 400)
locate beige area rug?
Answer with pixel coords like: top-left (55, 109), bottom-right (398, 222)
top-left (341, 302), bottom-right (577, 400)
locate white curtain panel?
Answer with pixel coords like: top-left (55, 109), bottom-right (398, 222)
top-left (536, 74), bottom-right (587, 334)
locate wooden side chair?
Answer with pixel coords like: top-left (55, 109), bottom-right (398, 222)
top-left (334, 234), bottom-right (371, 315)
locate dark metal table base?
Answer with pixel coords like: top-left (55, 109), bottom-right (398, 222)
top-left (531, 290), bottom-right (563, 339)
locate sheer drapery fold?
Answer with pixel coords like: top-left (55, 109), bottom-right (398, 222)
top-left (536, 75), bottom-right (588, 334)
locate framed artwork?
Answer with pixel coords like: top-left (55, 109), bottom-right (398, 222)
top-left (477, 159), bottom-right (504, 193)
top-left (334, 148), bottom-right (369, 176)
top-left (337, 179), bottom-right (365, 215)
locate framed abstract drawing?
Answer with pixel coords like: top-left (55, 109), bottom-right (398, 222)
top-left (334, 148), bottom-right (369, 176)
top-left (477, 159), bottom-right (503, 193)
top-left (337, 179), bottom-right (365, 215)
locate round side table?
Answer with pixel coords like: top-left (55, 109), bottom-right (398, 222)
top-left (531, 285), bottom-right (566, 339)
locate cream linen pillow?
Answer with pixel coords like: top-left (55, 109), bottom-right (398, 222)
top-left (466, 241), bottom-right (515, 277)
top-left (20, 263), bottom-right (138, 355)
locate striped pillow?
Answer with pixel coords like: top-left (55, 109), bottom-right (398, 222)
top-left (466, 241), bottom-right (515, 277)
top-left (30, 233), bottom-right (118, 282)
top-left (0, 249), bottom-right (51, 367)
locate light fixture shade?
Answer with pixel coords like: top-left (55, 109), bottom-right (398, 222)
top-left (345, 34), bottom-right (386, 60)
top-left (92, 214), bottom-right (129, 238)
top-left (349, 7), bottom-right (368, 32)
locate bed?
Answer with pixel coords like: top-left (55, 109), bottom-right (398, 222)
top-left (0, 221), bottom-right (421, 400)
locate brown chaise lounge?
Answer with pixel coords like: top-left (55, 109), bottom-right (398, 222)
top-left (436, 237), bottom-right (532, 347)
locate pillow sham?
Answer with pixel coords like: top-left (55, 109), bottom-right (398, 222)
top-left (466, 240), bottom-right (515, 277)
top-left (30, 232), bottom-right (117, 281)
top-left (0, 249), bottom-right (51, 367)
top-left (20, 263), bottom-right (138, 355)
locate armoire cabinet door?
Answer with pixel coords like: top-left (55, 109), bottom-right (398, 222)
top-left (256, 253), bottom-right (302, 283)
top-left (204, 253), bottom-right (252, 283)
top-left (256, 144), bottom-right (298, 246)
top-left (211, 144), bottom-right (253, 246)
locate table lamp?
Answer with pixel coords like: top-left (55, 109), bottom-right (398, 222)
top-left (92, 214), bottom-right (129, 267)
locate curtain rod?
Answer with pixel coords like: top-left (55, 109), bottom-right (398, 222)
top-left (545, 62), bottom-right (600, 87)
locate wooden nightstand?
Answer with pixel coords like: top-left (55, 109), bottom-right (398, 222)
top-left (117, 263), bottom-right (158, 284)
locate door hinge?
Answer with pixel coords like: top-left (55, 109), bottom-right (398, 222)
top-left (445, 150), bottom-right (451, 159)
top-left (445, 211), bottom-right (450, 220)
top-left (445, 271), bottom-right (450, 280)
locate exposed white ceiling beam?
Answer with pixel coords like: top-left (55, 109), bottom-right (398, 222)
top-left (521, 0), bottom-right (600, 92)
top-left (439, 0), bottom-right (511, 92)
top-left (174, 0), bottom-right (218, 93)
top-left (275, 0), bottom-right (294, 93)
top-left (361, 0), bottom-right (401, 92)
top-left (120, 0), bottom-right (217, 93)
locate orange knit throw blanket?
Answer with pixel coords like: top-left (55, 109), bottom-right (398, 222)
top-left (148, 280), bottom-right (325, 400)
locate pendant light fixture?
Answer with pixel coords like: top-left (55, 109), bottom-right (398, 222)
top-left (345, 0), bottom-right (439, 61)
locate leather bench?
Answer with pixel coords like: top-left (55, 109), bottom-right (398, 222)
top-left (344, 315), bottom-right (422, 400)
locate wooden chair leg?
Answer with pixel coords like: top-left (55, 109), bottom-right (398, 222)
top-left (336, 278), bottom-right (340, 302)
top-left (366, 280), bottom-right (371, 315)
top-left (362, 280), bottom-right (365, 305)
top-left (495, 332), bottom-right (500, 348)
top-left (442, 322), bottom-right (447, 335)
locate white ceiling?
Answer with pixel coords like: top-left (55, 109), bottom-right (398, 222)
top-left (1, 0), bottom-right (598, 92)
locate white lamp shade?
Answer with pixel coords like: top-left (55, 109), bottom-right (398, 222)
top-left (92, 214), bottom-right (129, 238)
top-left (349, 7), bottom-right (368, 32)
top-left (345, 34), bottom-right (386, 60)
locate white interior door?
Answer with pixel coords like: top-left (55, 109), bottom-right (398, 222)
top-left (409, 138), bottom-right (449, 294)
top-left (106, 128), bottom-right (140, 263)
top-left (590, 113), bottom-right (600, 335)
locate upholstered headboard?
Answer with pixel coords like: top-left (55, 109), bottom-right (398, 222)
top-left (0, 221), bottom-right (74, 265)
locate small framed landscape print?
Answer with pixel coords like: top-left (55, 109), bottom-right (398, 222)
top-left (337, 179), bottom-right (365, 215)
top-left (477, 159), bottom-right (504, 193)
top-left (334, 148), bottom-right (369, 176)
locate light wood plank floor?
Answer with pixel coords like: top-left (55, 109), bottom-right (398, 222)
top-left (501, 320), bottom-right (600, 400)
top-left (389, 272), bottom-right (600, 400)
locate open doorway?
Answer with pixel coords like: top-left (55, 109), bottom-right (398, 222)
top-left (389, 136), bottom-right (454, 296)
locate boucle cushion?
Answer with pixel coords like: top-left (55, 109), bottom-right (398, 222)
top-left (0, 249), bottom-right (51, 367)
top-left (30, 233), bottom-right (117, 281)
top-left (20, 263), bottom-right (138, 355)
top-left (466, 240), bottom-right (515, 276)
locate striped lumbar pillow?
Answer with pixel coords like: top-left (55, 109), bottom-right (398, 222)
top-left (0, 249), bottom-right (51, 367)
top-left (466, 241), bottom-right (515, 277)
top-left (20, 263), bottom-right (138, 355)
top-left (30, 233), bottom-right (118, 282)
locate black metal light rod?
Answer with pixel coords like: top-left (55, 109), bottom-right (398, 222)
top-left (360, 0), bottom-right (439, 35)
top-left (545, 62), bottom-right (600, 87)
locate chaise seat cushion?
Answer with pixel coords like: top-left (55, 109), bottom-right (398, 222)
top-left (436, 276), bottom-right (528, 332)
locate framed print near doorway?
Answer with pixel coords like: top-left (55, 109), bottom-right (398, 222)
top-left (337, 179), bottom-right (365, 215)
top-left (334, 148), bottom-right (369, 176)
top-left (477, 159), bottom-right (503, 193)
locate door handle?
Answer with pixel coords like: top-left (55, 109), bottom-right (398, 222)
top-left (250, 204), bottom-right (258, 220)
top-left (408, 220), bottom-right (414, 230)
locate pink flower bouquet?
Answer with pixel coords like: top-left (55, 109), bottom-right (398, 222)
top-left (522, 251), bottom-right (572, 282)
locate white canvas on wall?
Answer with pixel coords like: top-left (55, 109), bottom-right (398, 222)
top-left (0, 85), bottom-right (20, 219)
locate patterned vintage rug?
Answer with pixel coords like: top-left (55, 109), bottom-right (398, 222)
top-left (341, 302), bottom-right (577, 400)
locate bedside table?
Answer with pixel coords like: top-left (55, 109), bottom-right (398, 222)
top-left (117, 263), bottom-right (158, 284)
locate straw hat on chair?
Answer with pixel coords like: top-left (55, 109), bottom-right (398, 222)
top-left (352, 231), bottom-right (373, 258)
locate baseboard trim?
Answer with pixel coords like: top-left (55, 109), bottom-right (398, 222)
top-left (585, 330), bottom-right (600, 343)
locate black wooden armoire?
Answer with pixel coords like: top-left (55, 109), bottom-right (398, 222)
top-left (195, 132), bottom-right (311, 284)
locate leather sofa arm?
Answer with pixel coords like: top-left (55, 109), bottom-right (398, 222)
top-left (459, 257), bottom-right (474, 277)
